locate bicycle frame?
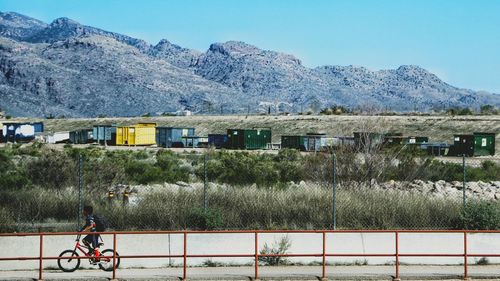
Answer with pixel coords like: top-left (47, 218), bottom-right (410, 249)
top-left (72, 234), bottom-right (99, 258)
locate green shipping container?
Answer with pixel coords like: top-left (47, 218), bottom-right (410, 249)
top-left (407, 136), bottom-right (429, 145)
top-left (281, 135), bottom-right (306, 150)
top-left (226, 129), bottom-right (272, 150)
top-left (452, 134), bottom-right (474, 157)
top-left (473, 132), bottom-right (495, 156)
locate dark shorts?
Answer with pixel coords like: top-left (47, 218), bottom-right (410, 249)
top-left (83, 234), bottom-right (99, 248)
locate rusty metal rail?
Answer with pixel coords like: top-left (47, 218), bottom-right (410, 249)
top-left (1, 230), bottom-right (500, 280)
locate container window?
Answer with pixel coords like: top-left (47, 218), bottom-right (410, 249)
top-left (482, 138), bottom-right (487, 147)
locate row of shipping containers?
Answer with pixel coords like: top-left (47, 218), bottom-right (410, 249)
top-left (0, 121), bottom-right (496, 156)
top-left (86, 124), bottom-right (199, 147)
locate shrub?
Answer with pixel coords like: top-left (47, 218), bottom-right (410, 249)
top-left (186, 208), bottom-right (224, 230)
top-left (0, 169), bottom-right (31, 190)
top-left (125, 161), bottom-right (163, 184)
top-left (259, 235), bottom-right (292, 265)
top-left (0, 207), bottom-right (15, 232)
top-left (26, 150), bottom-right (76, 190)
top-left (155, 150), bottom-right (191, 183)
top-left (462, 201), bottom-right (500, 230)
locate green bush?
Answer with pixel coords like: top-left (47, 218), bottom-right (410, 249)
top-left (186, 208), bottom-right (224, 230)
top-left (0, 207), bottom-right (15, 232)
top-left (26, 150), bottom-right (76, 190)
top-left (155, 150), bottom-right (191, 183)
top-left (0, 170), bottom-right (31, 190)
top-left (196, 150), bottom-right (304, 187)
top-left (462, 201), bottom-right (500, 230)
top-left (125, 161), bottom-right (163, 184)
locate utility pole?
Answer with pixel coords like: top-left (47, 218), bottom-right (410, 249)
top-left (77, 154), bottom-right (83, 229)
top-left (204, 154), bottom-right (208, 213)
top-left (332, 153), bottom-right (337, 230)
top-left (462, 154), bottom-right (467, 229)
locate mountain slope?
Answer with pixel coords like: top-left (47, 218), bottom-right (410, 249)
top-left (0, 35), bottom-right (242, 117)
top-left (0, 12), bottom-right (47, 41)
top-left (0, 12), bottom-right (499, 117)
top-left (149, 39), bottom-right (202, 69)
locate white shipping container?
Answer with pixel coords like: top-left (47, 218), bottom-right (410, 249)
top-left (46, 132), bottom-right (70, 144)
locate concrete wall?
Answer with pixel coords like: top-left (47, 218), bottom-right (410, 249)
top-left (1, 232), bottom-right (499, 270)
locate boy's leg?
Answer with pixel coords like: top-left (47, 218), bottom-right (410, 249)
top-left (82, 235), bottom-right (94, 254)
top-left (92, 235), bottom-right (99, 251)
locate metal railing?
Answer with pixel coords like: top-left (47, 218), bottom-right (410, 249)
top-left (1, 230), bottom-right (500, 280)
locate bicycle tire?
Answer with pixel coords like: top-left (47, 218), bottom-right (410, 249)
top-left (57, 250), bottom-right (80, 272)
top-left (98, 249), bottom-right (120, 271)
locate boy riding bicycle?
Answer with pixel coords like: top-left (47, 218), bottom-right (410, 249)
top-left (80, 205), bottom-right (100, 257)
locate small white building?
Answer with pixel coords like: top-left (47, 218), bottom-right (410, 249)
top-left (176, 110), bottom-right (192, 116)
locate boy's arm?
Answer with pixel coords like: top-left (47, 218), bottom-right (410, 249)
top-left (81, 225), bottom-right (93, 232)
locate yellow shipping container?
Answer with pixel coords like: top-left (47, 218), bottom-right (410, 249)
top-left (116, 123), bottom-right (156, 146)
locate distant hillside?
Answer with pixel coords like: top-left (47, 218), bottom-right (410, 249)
top-left (1, 11), bottom-right (499, 117)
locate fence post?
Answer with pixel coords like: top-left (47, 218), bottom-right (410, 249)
top-left (332, 153), bottom-right (337, 230)
top-left (204, 153), bottom-right (208, 213)
top-left (77, 154), bottom-right (83, 229)
top-left (112, 233), bottom-right (117, 280)
top-left (463, 231), bottom-right (470, 280)
top-left (321, 231), bottom-right (327, 281)
top-left (183, 232), bottom-right (187, 281)
top-left (394, 231), bottom-right (400, 281)
top-left (38, 234), bottom-right (43, 281)
top-left (255, 232), bottom-right (259, 281)
top-left (462, 155), bottom-right (467, 229)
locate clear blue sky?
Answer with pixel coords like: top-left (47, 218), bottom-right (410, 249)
top-left (2, 0), bottom-right (500, 93)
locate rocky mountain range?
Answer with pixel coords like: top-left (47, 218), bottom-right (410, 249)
top-left (1, 11), bottom-right (499, 117)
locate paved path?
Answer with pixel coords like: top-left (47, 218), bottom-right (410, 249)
top-left (1, 265), bottom-right (500, 280)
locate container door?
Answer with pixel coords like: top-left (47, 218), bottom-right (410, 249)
top-left (308, 137), bottom-right (316, 151)
top-left (116, 128), bottom-right (123, 145)
top-left (128, 128), bottom-right (135, 145)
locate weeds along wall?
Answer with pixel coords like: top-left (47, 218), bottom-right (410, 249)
top-left (0, 142), bottom-right (499, 233)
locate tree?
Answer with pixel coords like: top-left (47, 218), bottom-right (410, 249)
top-left (480, 104), bottom-right (498, 115)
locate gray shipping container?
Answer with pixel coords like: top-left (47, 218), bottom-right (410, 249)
top-left (70, 129), bottom-right (93, 144)
top-left (93, 125), bottom-right (116, 145)
top-left (156, 127), bottom-right (195, 148)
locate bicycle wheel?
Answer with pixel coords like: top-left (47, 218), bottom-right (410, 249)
top-left (98, 249), bottom-right (120, 271)
top-left (58, 250), bottom-right (80, 272)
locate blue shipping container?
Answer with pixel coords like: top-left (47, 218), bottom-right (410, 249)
top-left (2, 123), bottom-right (37, 142)
top-left (156, 127), bottom-right (195, 148)
top-left (208, 134), bottom-right (228, 148)
top-left (32, 122), bottom-right (44, 134)
top-left (92, 125), bottom-right (116, 145)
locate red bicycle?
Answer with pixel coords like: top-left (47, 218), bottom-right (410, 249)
top-left (57, 234), bottom-right (120, 272)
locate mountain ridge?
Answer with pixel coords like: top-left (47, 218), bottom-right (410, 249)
top-left (0, 11), bottom-right (498, 117)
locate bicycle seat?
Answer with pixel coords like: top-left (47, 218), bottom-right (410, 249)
top-left (97, 242), bottom-right (104, 247)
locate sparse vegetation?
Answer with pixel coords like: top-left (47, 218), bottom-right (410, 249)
top-left (259, 235), bottom-right (292, 265)
top-left (0, 138), bottom-right (498, 232)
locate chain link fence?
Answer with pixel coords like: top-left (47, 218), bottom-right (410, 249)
top-left (0, 142), bottom-right (499, 232)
